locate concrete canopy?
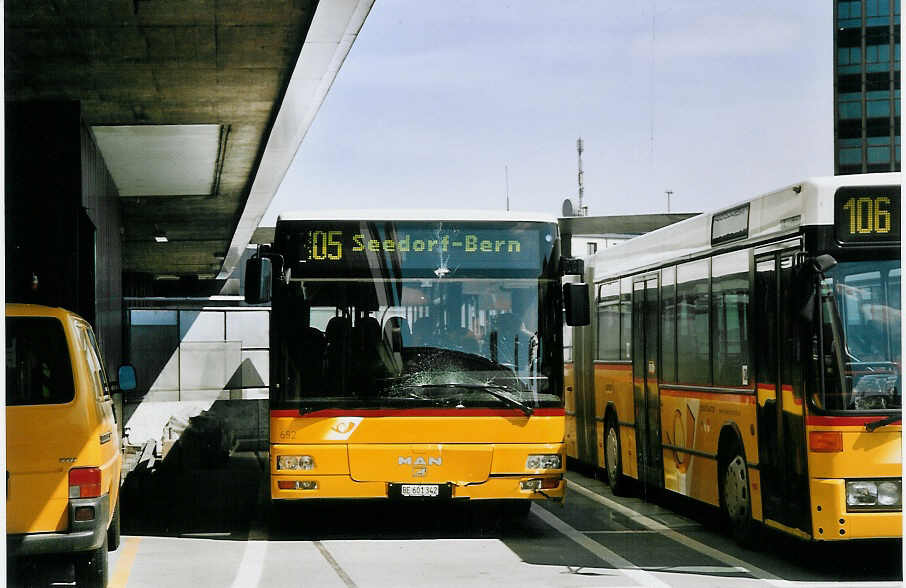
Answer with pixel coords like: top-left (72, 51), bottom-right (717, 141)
top-left (5, 0), bottom-right (372, 281)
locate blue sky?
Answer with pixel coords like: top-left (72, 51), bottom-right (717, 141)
top-left (262, 0), bottom-right (831, 225)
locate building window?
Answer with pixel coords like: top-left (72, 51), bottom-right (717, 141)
top-left (866, 0), bottom-right (891, 26)
top-left (839, 138), bottom-right (864, 166)
top-left (837, 47), bottom-right (863, 74)
top-left (868, 136), bottom-right (892, 164)
top-left (838, 92), bottom-right (863, 119)
top-left (865, 43), bottom-right (891, 73)
top-left (587, 242), bottom-right (598, 255)
top-left (839, 147), bottom-right (864, 165)
top-left (838, 0), bottom-right (863, 27)
top-left (866, 90), bottom-right (891, 117)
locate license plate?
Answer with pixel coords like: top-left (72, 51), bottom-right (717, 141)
top-left (400, 484), bottom-right (439, 498)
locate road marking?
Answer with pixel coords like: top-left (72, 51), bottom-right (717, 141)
top-left (230, 540), bottom-right (267, 588)
top-left (314, 541), bottom-right (358, 588)
top-left (531, 504), bottom-right (672, 588)
top-left (229, 472), bottom-right (270, 588)
top-left (567, 479), bottom-right (784, 583)
top-left (109, 536), bottom-right (141, 588)
top-left (643, 565), bottom-right (749, 574)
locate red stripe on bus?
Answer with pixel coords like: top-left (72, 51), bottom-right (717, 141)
top-left (270, 408), bottom-right (566, 418)
top-left (659, 388), bottom-right (756, 404)
top-left (806, 415), bottom-right (901, 427)
top-left (594, 363), bottom-right (632, 371)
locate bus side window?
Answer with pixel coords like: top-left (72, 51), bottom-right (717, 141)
top-left (596, 281), bottom-right (620, 360)
top-left (712, 251), bottom-right (750, 387)
top-left (677, 259), bottom-right (710, 385)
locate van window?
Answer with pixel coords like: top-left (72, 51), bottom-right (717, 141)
top-left (78, 324), bottom-right (110, 399)
top-left (6, 317), bottom-right (75, 405)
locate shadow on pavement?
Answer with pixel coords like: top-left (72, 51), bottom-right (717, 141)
top-left (121, 447), bottom-right (262, 539)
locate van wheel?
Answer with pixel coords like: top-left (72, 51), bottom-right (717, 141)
top-left (107, 499), bottom-right (121, 551)
top-left (719, 442), bottom-right (759, 547)
top-left (604, 418), bottom-right (627, 496)
top-left (75, 534), bottom-right (108, 588)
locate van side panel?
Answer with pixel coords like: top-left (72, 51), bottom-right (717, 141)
top-left (6, 307), bottom-right (120, 537)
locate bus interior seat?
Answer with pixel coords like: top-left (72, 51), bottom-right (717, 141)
top-left (326, 316), bottom-right (351, 394)
top-left (299, 327), bottom-right (327, 390)
top-left (353, 316), bottom-right (394, 391)
top-left (383, 316), bottom-right (411, 350)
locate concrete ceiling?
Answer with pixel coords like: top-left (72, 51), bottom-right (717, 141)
top-left (5, 0), bottom-right (372, 280)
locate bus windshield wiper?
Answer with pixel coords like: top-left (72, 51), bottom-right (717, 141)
top-left (865, 414), bottom-right (902, 432)
top-left (412, 383), bottom-right (533, 416)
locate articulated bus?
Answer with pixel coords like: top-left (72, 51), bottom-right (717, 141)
top-left (565, 173), bottom-right (901, 543)
top-left (246, 211), bottom-right (588, 511)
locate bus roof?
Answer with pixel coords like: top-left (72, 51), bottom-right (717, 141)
top-left (587, 173), bottom-right (901, 282)
top-left (276, 209), bottom-right (558, 224)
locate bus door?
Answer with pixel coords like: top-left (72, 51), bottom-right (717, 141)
top-left (633, 275), bottom-right (663, 492)
top-left (754, 251), bottom-right (811, 534)
top-left (572, 308), bottom-right (597, 466)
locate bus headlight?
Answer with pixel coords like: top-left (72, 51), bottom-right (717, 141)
top-left (878, 481), bottom-right (901, 507)
top-left (526, 454), bottom-right (562, 470)
top-left (277, 455), bottom-right (315, 470)
top-left (846, 479), bottom-right (901, 510)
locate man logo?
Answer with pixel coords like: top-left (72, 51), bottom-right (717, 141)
top-left (398, 456), bottom-right (441, 477)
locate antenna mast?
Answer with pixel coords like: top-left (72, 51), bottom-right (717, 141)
top-left (576, 137), bottom-right (585, 215)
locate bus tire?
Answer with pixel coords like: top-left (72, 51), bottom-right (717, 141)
top-left (107, 498), bottom-right (121, 551)
top-left (604, 418), bottom-right (627, 496)
top-left (719, 441), bottom-right (759, 547)
top-left (74, 534), bottom-right (109, 588)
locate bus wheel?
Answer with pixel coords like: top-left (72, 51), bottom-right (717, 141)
top-left (719, 445), bottom-right (759, 547)
top-left (605, 419), bottom-right (627, 496)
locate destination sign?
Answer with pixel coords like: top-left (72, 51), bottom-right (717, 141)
top-left (834, 185), bottom-right (900, 244)
top-left (711, 203), bottom-right (749, 245)
top-left (276, 220), bottom-right (554, 278)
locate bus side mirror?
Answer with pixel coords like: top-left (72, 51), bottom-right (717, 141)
top-left (117, 364), bottom-right (137, 392)
top-left (798, 254), bottom-right (837, 323)
top-left (564, 283), bottom-right (590, 326)
top-left (561, 256), bottom-right (584, 276)
top-left (245, 256), bottom-right (273, 304)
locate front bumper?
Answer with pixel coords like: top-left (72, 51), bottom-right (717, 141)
top-left (271, 475), bottom-right (565, 502)
top-left (7, 494), bottom-right (110, 557)
top-left (811, 479), bottom-right (902, 540)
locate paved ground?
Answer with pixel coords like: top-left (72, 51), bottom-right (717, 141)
top-left (8, 451), bottom-right (903, 587)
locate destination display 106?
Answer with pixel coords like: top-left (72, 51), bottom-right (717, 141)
top-left (277, 220), bottom-right (553, 277)
top-left (834, 186), bottom-right (901, 244)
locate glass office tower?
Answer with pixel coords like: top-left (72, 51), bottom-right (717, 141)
top-left (834, 0), bottom-right (901, 174)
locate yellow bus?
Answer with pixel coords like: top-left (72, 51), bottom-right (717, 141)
top-left (565, 174), bottom-right (901, 543)
top-left (245, 211), bottom-right (588, 511)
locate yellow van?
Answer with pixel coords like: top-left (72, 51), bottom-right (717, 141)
top-left (6, 304), bottom-right (134, 587)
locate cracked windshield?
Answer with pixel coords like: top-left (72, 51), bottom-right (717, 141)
top-left (272, 220), bottom-right (562, 412)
